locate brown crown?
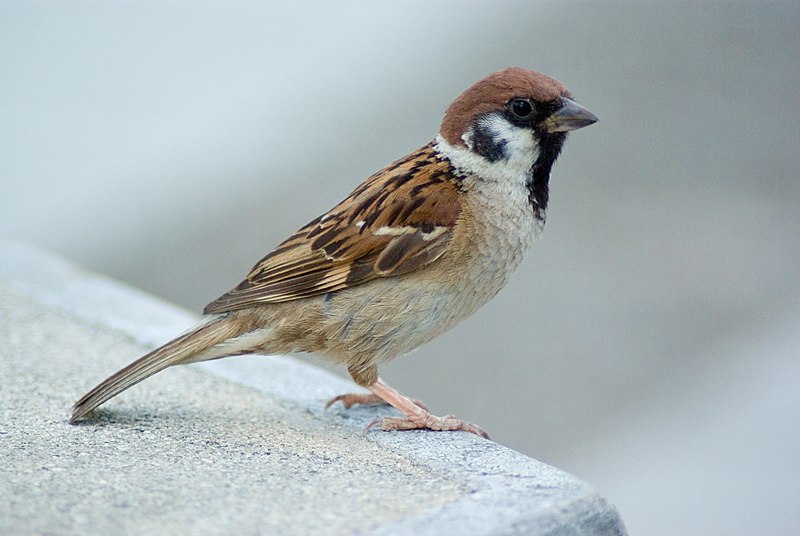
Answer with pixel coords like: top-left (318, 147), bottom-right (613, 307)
top-left (439, 67), bottom-right (571, 147)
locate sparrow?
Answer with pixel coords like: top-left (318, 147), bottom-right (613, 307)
top-left (70, 67), bottom-right (597, 438)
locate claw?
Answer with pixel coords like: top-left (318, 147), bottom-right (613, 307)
top-left (364, 418), bottom-right (383, 434)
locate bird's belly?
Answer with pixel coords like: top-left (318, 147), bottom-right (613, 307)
top-left (314, 205), bottom-right (541, 363)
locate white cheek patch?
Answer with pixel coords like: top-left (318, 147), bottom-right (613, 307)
top-left (435, 126), bottom-right (539, 187)
top-left (478, 114), bottom-right (539, 165)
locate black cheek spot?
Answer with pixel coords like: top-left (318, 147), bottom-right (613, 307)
top-left (471, 124), bottom-right (507, 162)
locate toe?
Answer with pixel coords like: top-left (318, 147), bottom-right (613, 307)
top-left (369, 413), bottom-right (490, 439)
top-left (325, 393), bottom-right (386, 410)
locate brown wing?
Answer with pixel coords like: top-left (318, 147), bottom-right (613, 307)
top-left (203, 144), bottom-right (461, 315)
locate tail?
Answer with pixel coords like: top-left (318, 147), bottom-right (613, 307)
top-left (70, 315), bottom-right (249, 423)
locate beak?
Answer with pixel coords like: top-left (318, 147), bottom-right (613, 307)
top-left (539, 97), bottom-right (598, 133)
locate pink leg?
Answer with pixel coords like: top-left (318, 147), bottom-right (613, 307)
top-left (363, 377), bottom-right (489, 439)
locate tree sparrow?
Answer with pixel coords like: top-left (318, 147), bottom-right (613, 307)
top-left (70, 67), bottom-right (597, 438)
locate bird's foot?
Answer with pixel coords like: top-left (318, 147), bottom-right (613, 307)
top-left (330, 376), bottom-right (490, 439)
top-left (325, 393), bottom-right (428, 411)
top-left (325, 393), bottom-right (384, 410)
top-left (366, 412), bottom-right (489, 439)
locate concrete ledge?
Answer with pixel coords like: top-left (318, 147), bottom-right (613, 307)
top-left (0, 241), bottom-right (626, 535)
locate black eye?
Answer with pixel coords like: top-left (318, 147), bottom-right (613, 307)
top-left (509, 98), bottom-right (534, 119)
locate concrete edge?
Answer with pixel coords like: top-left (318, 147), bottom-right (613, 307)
top-left (0, 240), bottom-right (626, 535)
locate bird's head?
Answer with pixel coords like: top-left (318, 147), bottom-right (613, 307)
top-left (437, 67), bottom-right (598, 211)
top-left (440, 67), bottom-right (597, 165)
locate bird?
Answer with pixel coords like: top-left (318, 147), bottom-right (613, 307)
top-left (70, 67), bottom-right (597, 438)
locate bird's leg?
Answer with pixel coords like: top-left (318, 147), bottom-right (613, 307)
top-left (362, 377), bottom-right (489, 439)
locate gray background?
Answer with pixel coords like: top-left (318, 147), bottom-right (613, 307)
top-left (2, 2), bottom-right (798, 534)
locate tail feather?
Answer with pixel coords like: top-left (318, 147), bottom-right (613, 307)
top-left (70, 316), bottom-right (247, 423)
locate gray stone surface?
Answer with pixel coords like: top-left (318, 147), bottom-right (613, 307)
top-left (0, 241), bottom-right (626, 535)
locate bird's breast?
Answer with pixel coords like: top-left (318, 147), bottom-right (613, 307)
top-left (456, 172), bottom-right (543, 286)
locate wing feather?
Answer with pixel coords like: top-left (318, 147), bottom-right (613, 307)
top-left (204, 143), bottom-right (461, 314)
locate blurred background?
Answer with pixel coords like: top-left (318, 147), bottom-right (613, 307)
top-left (2, 1), bottom-right (798, 534)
